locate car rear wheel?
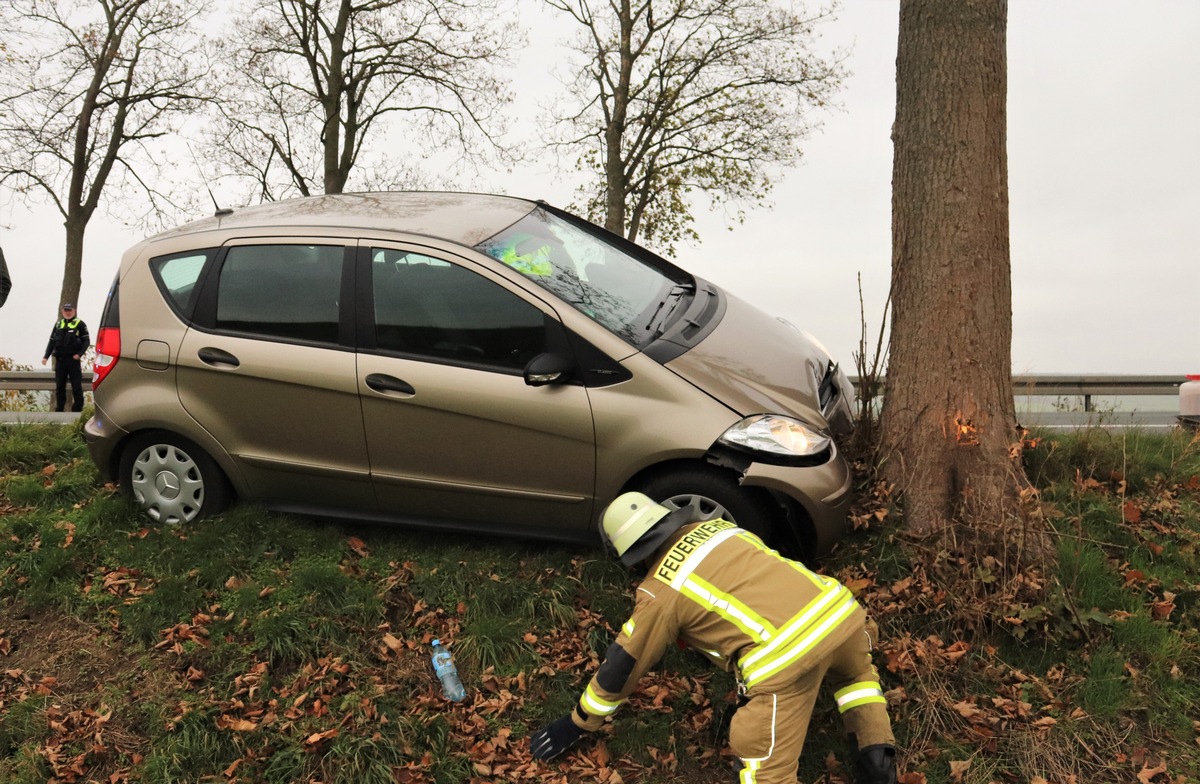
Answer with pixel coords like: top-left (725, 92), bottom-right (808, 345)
top-left (633, 465), bottom-right (777, 543)
top-left (120, 432), bottom-right (231, 525)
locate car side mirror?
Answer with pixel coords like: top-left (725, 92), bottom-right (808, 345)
top-left (524, 352), bottom-right (573, 387)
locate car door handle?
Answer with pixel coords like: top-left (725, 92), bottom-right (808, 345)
top-left (197, 347), bottom-right (240, 368)
top-left (365, 373), bottom-right (416, 396)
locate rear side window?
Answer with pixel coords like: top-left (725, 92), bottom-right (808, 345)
top-left (371, 249), bottom-right (546, 371)
top-left (151, 250), bottom-right (215, 319)
top-left (216, 244), bottom-right (344, 344)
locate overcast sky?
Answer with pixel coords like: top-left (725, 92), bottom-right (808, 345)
top-left (1, 0), bottom-right (1196, 377)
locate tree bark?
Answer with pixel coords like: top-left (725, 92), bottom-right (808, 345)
top-left (60, 218), bottom-right (87, 308)
top-left (603, 0), bottom-right (634, 235)
top-left (881, 0), bottom-right (1051, 572)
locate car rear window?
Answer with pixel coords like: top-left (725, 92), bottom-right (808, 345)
top-left (151, 250), bottom-right (215, 319)
top-left (216, 244), bottom-right (345, 344)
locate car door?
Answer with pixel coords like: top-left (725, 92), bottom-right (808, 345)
top-left (356, 242), bottom-right (596, 536)
top-left (177, 240), bottom-right (373, 510)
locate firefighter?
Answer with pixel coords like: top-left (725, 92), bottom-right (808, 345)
top-left (529, 492), bottom-right (898, 784)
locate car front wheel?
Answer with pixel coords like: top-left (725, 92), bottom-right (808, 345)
top-left (632, 465), bottom-right (777, 544)
top-left (119, 432), bottom-right (231, 525)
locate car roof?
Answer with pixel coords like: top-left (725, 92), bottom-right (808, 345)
top-left (149, 191), bottom-right (540, 247)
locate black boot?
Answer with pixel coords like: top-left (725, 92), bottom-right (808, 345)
top-left (853, 744), bottom-right (897, 784)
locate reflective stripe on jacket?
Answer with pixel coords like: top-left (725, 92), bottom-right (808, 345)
top-left (45, 318), bottom-right (89, 358)
top-left (572, 520), bottom-right (863, 731)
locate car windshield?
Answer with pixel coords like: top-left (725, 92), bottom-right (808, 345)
top-left (476, 207), bottom-right (691, 348)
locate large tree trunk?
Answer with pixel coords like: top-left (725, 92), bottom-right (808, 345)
top-left (880, 0), bottom-right (1051, 573)
top-left (60, 215), bottom-right (87, 309)
top-left (603, 0), bottom-right (634, 235)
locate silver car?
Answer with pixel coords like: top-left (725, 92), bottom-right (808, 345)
top-left (84, 192), bottom-right (856, 560)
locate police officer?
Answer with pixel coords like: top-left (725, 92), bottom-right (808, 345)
top-left (529, 492), bottom-right (898, 784)
top-left (41, 302), bottom-right (90, 413)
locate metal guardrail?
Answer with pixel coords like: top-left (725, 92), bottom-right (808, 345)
top-left (848, 374), bottom-right (1183, 410)
top-left (849, 374), bottom-right (1187, 432)
top-left (0, 370), bottom-right (95, 392)
top-left (0, 371), bottom-right (94, 424)
top-left (0, 370), bottom-right (1186, 401)
top-left (1, 370), bottom-right (1184, 399)
top-left (0, 371), bottom-right (1189, 430)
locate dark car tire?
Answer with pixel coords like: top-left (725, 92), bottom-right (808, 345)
top-left (119, 431), bottom-right (232, 526)
top-left (633, 464), bottom-right (777, 543)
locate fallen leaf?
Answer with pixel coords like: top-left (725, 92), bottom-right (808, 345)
top-left (304, 728), bottom-right (338, 748)
top-left (216, 715), bottom-right (258, 732)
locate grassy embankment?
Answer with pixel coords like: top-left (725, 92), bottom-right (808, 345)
top-left (1, 420), bottom-right (1198, 783)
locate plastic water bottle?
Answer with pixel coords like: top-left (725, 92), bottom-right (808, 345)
top-left (431, 639), bottom-right (467, 702)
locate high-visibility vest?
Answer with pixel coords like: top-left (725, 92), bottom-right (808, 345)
top-left (649, 520), bottom-right (859, 689)
top-left (572, 520), bottom-right (870, 731)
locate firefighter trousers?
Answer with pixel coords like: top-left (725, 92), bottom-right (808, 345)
top-left (728, 615), bottom-right (895, 783)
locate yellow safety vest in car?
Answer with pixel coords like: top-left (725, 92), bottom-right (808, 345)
top-left (497, 244), bottom-right (552, 276)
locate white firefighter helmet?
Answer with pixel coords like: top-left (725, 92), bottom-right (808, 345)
top-left (601, 492), bottom-right (688, 567)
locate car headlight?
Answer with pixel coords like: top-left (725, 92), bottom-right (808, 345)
top-left (718, 414), bottom-right (831, 458)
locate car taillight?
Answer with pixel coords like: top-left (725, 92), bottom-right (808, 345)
top-left (92, 327), bottom-right (121, 389)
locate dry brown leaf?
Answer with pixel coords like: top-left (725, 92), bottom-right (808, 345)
top-left (303, 728), bottom-right (338, 747)
top-left (216, 715), bottom-right (258, 732)
top-left (951, 700), bottom-right (982, 721)
top-left (1151, 599), bottom-right (1175, 620)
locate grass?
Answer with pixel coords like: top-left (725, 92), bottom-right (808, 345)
top-left (1, 423), bottom-right (1199, 782)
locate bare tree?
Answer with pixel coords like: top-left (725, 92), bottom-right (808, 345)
top-left (880, 0), bottom-right (1052, 588)
top-left (544, 0), bottom-right (844, 253)
top-left (208, 0), bottom-right (518, 200)
top-left (0, 0), bottom-right (213, 306)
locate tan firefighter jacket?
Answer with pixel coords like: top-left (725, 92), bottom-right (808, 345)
top-left (570, 519), bottom-right (865, 732)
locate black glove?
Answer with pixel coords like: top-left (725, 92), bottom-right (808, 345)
top-left (853, 744), bottom-right (898, 784)
top-left (529, 714), bottom-right (585, 761)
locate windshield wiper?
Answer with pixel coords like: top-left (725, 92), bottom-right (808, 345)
top-left (646, 283), bottom-right (695, 338)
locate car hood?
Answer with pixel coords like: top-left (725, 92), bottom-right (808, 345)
top-left (664, 291), bottom-right (847, 433)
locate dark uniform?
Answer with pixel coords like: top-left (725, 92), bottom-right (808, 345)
top-left (0, 247), bottom-right (11, 308)
top-left (538, 517), bottom-right (897, 783)
top-left (43, 306), bottom-right (89, 412)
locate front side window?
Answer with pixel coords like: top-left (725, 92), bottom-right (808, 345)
top-left (475, 207), bottom-right (690, 347)
top-left (371, 248), bottom-right (546, 370)
top-left (216, 244), bottom-right (344, 343)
